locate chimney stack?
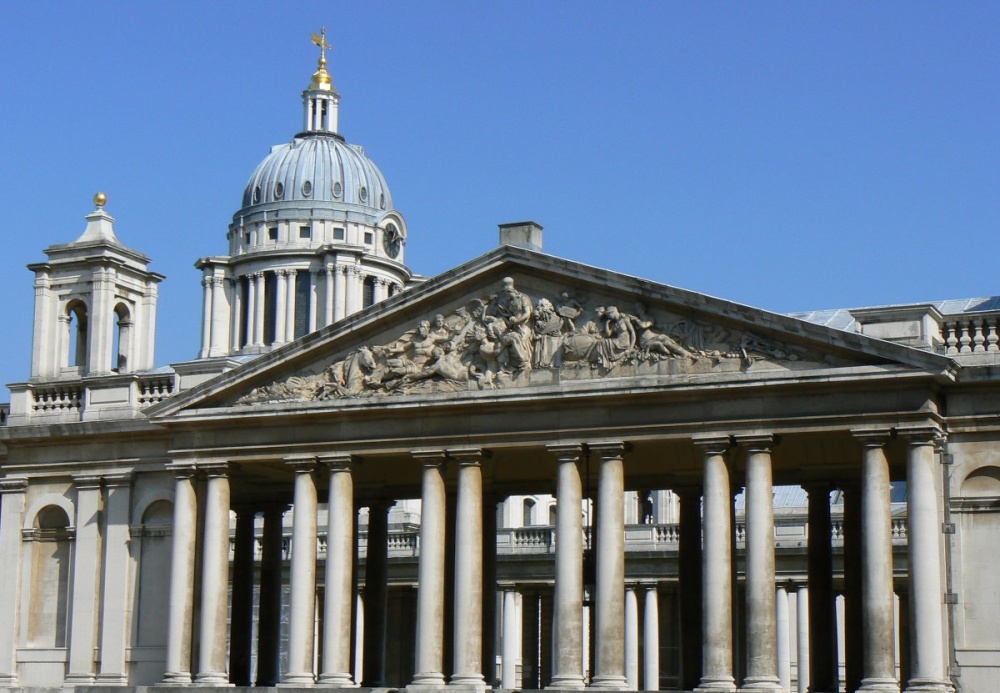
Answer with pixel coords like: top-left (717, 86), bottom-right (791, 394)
top-left (498, 221), bottom-right (543, 252)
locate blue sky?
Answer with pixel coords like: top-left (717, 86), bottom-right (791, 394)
top-left (1, 3), bottom-right (998, 399)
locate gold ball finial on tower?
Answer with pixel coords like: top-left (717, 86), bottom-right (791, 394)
top-left (94, 192), bottom-right (107, 209)
top-left (309, 27), bottom-right (334, 91)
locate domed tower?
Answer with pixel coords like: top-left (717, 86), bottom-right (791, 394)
top-left (196, 29), bottom-right (411, 358)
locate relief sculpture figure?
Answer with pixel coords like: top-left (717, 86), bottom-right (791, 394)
top-left (236, 276), bottom-right (809, 405)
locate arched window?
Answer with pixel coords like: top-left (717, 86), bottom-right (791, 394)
top-left (112, 303), bottom-right (132, 372)
top-left (363, 275), bottom-right (376, 309)
top-left (66, 300), bottom-right (88, 369)
top-left (522, 498), bottom-right (535, 527)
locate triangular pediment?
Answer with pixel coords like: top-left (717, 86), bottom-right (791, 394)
top-left (149, 246), bottom-right (955, 419)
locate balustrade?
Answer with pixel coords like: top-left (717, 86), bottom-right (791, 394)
top-left (942, 312), bottom-right (1000, 355)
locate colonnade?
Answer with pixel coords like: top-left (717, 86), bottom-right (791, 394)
top-left (161, 428), bottom-right (951, 692)
top-left (198, 265), bottom-right (402, 357)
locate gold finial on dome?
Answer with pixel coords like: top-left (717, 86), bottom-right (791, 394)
top-left (94, 192), bottom-right (107, 209)
top-left (309, 27), bottom-right (334, 91)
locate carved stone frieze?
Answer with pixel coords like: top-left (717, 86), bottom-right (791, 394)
top-left (236, 277), bottom-right (830, 405)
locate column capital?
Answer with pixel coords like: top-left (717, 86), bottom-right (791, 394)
top-left (284, 454), bottom-right (318, 472)
top-left (896, 424), bottom-right (944, 446)
top-left (165, 462), bottom-right (197, 480)
top-left (73, 474), bottom-right (104, 490)
top-left (102, 472), bottom-right (134, 488)
top-left (0, 478), bottom-right (27, 494)
top-left (851, 428), bottom-right (892, 447)
top-left (318, 452), bottom-right (357, 471)
top-left (692, 434), bottom-right (732, 455)
top-left (589, 441), bottom-right (628, 459)
top-left (734, 433), bottom-right (775, 452)
top-left (412, 449), bottom-right (447, 466)
top-left (449, 447), bottom-right (488, 465)
top-left (547, 443), bottom-right (585, 461)
top-left (199, 461), bottom-right (232, 478)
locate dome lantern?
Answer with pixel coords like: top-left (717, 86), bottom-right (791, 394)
top-left (303, 28), bottom-right (340, 134)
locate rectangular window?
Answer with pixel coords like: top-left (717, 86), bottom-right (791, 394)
top-left (239, 276), bottom-right (250, 347)
top-left (333, 227), bottom-right (345, 241)
top-left (268, 227), bottom-right (278, 242)
top-left (364, 231), bottom-right (374, 245)
top-left (244, 232), bottom-right (251, 246)
top-left (263, 272), bottom-right (277, 345)
top-left (294, 271), bottom-right (310, 339)
top-left (299, 225), bottom-right (311, 240)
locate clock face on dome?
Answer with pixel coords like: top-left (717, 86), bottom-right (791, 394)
top-left (383, 223), bottom-right (402, 258)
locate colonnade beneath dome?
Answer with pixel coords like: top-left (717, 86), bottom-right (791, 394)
top-left (197, 266), bottom-right (402, 357)
top-left (160, 427), bottom-right (951, 693)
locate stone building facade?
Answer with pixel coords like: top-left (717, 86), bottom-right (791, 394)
top-left (2, 34), bottom-right (1000, 693)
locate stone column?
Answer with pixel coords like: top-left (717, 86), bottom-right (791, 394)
top-left (903, 430), bottom-right (949, 692)
top-left (695, 437), bottom-right (736, 692)
top-left (678, 486), bottom-right (704, 690)
top-left (253, 271), bottom-right (266, 347)
top-left (195, 463), bottom-right (231, 685)
top-left (855, 433), bottom-right (898, 693)
top-left (502, 587), bottom-right (520, 689)
top-left (228, 507), bottom-right (256, 686)
top-left (256, 505), bottom-right (286, 686)
top-left (325, 265), bottom-right (336, 326)
top-left (309, 269), bottom-right (320, 332)
top-left (163, 465), bottom-right (197, 684)
top-left (741, 436), bottom-right (781, 692)
top-left (286, 269), bottom-right (298, 340)
top-left (230, 278), bottom-right (242, 352)
top-left (644, 583), bottom-right (660, 691)
top-left (284, 457), bottom-right (319, 685)
top-left (363, 498), bottom-right (393, 686)
top-left (625, 586), bottom-right (639, 690)
top-left (275, 269), bottom-right (288, 344)
top-left (0, 480), bottom-right (26, 686)
top-left (776, 585), bottom-right (791, 693)
top-left (334, 264), bottom-right (347, 322)
top-left (591, 442), bottom-right (628, 690)
top-left (199, 276), bottom-right (212, 358)
top-left (319, 454), bottom-right (356, 686)
top-left (210, 276), bottom-right (228, 356)
top-left (245, 274), bottom-right (256, 348)
top-left (795, 587), bottom-right (809, 693)
top-left (411, 451), bottom-right (448, 688)
top-left (548, 443), bottom-right (586, 689)
top-left (805, 482), bottom-right (838, 693)
top-left (96, 474), bottom-right (133, 684)
top-left (482, 494), bottom-right (499, 684)
top-left (451, 448), bottom-right (486, 688)
top-left (66, 475), bottom-right (102, 683)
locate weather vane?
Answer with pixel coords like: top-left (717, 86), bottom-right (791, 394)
top-left (311, 27), bottom-right (331, 62)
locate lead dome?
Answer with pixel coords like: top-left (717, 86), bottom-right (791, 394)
top-left (238, 136), bottom-right (392, 215)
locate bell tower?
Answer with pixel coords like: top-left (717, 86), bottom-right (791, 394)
top-left (27, 193), bottom-right (164, 379)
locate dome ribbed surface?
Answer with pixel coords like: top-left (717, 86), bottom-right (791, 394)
top-left (240, 133), bottom-right (392, 213)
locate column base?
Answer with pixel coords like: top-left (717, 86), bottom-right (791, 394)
top-left (904, 679), bottom-right (954, 693)
top-left (159, 672), bottom-right (192, 685)
top-left (194, 671), bottom-right (234, 686)
top-left (449, 673), bottom-right (487, 691)
top-left (546, 674), bottom-right (586, 690)
top-left (738, 678), bottom-right (783, 693)
top-left (590, 674), bottom-right (629, 690)
top-left (64, 673), bottom-right (96, 685)
top-left (317, 672), bottom-right (358, 687)
top-left (279, 673), bottom-right (317, 686)
top-left (695, 675), bottom-right (738, 693)
top-left (408, 672), bottom-right (447, 691)
top-left (95, 673), bottom-right (129, 685)
top-left (859, 677), bottom-right (900, 693)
